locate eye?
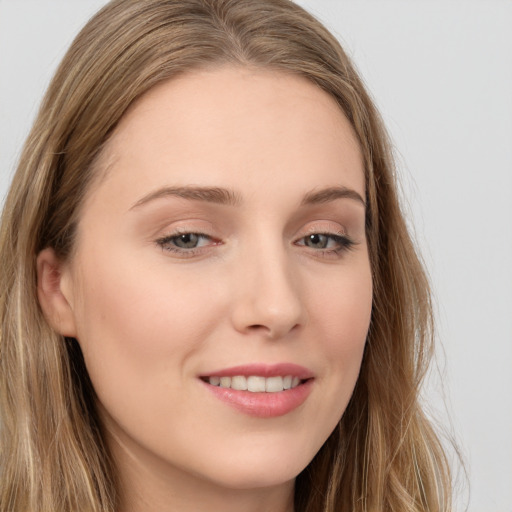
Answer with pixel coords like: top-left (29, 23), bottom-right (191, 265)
top-left (304, 233), bottom-right (334, 249)
top-left (155, 232), bottom-right (216, 254)
top-left (170, 233), bottom-right (208, 249)
top-left (296, 233), bottom-right (355, 255)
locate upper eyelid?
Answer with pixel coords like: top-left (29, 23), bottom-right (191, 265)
top-left (156, 230), bottom-right (352, 250)
top-left (156, 225), bottom-right (215, 240)
top-left (296, 222), bottom-right (349, 242)
top-left (300, 227), bottom-right (347, 237)
top-left (156, 219), bottom-right (349, 238)
top-left (154, 214), bottom-right (351, 239)
top-left (156, 228), bottom-right (348, 240)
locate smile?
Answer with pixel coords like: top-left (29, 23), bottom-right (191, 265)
top-left (199, 363), bottom-right (314, 417)
top-left (204, 375), bottom-right (303, 392)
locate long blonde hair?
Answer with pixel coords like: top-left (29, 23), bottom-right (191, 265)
top-left (0, 0), bottom-right (451, 510)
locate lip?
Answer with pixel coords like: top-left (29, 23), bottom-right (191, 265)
top-left (199, 363), bottom-right (314, 418)
top-left (199, 363), bottom-right (314, 379)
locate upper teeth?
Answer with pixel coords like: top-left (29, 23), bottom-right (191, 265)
top-left (207, 375), bottom-right (301, 392)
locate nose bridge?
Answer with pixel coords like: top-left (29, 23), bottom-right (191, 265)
top-left (231, 235), bottom-right (305, 339)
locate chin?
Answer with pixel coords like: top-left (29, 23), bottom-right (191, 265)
top-left (195, 439), bottom-right (319, 491)
top-left (204, 462), bottom-right (304, 491)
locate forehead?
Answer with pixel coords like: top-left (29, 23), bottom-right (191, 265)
top-left (88, 66), bottom-right (365, 208)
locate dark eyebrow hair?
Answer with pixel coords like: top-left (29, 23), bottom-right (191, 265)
top-left (300, 186), bottom-right (366, 208)
top-left (130, 185), bottom-right (242, 209)
top-left (130, 184), bottom-right (365, 210)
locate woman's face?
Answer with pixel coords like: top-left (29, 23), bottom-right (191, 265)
top-left (45, 67), bottom-right (372, 497)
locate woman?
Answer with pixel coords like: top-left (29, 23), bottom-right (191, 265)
top-left (0, 0), bottom-right (451, 511)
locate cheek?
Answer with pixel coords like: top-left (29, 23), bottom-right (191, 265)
top-left (311, 259), bottom-right (372, 352)
top-left (306, 261), bottom-right (372, 413)
top-left (67, 240), bottom-right (373, 487)
top-left (71, 252), bottom-right (221, 410)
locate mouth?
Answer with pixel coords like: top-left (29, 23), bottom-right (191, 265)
top-left (200, 375), bottom-right (307, 392)
top-left (199, 363), bottom-right (314, 417)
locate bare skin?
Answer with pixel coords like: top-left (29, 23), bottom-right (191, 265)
top-left (37, 66), bottom-right (372, 512)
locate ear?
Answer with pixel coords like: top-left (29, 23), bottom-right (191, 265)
top-left (37, 248), bottom-right (78, 337)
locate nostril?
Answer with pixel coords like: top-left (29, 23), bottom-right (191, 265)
top-left (246, 324), bottom-right (275, 337)
top-left (245, 322), bottom-right (300, 340)
top-left (248, 324), bottom-right (266, 330)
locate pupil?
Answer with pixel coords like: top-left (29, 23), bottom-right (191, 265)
top-left (307, 234), bottom-right (327, 248)
top-left (176, 233), bottom-right (198, 248)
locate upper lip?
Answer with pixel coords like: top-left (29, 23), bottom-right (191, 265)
top-left (199, 363), bottom-right (314, 380)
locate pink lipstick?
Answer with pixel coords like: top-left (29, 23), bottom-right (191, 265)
top-left (199, 363), bottom-right (314, 418)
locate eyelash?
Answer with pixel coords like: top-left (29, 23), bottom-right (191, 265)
top-left (296, 232), bottom-right (356, 257)
top-left (155, 232), bottom-right (218, 257)
top-left (155, 231), bottom-right (356, 258)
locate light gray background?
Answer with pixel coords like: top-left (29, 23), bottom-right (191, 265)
top-left (1, 1), bottom-right (511, 510)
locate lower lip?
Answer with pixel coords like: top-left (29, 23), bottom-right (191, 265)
top-left (200, 379), bottom-right (314, 418)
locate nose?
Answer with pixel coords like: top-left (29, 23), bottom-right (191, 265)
top-left (230, 246), bottom-right (305, 340)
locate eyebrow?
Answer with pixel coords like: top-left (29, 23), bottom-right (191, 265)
top-left (130, 186), bottom-right (242, 210)
top-left (300, 186), bottom-right (366, 208)
top-left (130, 184), bottom-right (365, 210)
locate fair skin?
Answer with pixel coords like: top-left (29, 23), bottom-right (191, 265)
top-left (37, 67), bottom-right (372, 512)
